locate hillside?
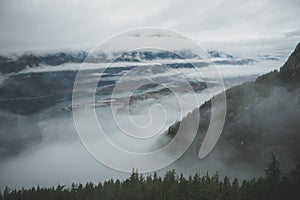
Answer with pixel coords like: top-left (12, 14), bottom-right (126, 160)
top-left (167, 43), bottom-right (300, 177)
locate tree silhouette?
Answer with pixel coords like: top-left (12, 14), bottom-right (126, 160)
top-left (1, 155), bottom-right (300, 200)
top-left (264, 153), bottom-right (281, 185)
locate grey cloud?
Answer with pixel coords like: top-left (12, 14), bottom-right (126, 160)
top-left (0, 111), bottom-right (42, 159)
top-left (0, 0), bottom-right (299, 52)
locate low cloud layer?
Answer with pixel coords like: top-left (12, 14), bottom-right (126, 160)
top-left (0, 58), bottom-right (283, 189)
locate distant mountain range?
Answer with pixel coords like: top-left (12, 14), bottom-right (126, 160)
top-left (167, 43), bottom-right (300, 176)
top-left (0, 49), bottom-right (259, 114)
top-left (0, 50), bottom-right (256, 74)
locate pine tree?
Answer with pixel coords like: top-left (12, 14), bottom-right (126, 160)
top-left (231, 178), bottom-right (239, 200)
top-left (3, 186), bottom-right (10, 200)
top-left (264, 153), bottom-right (281, 185)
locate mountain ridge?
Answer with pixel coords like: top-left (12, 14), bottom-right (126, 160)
top-left (167, 42), bottom-right (300, 178)
top-left (0, 50), bottom-right (254, 74)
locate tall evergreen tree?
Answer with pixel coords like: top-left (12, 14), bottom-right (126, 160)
top-left (264, 153), bottom-right (281, 185)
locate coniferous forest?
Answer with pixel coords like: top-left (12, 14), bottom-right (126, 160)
top-left (1, 155), bottom-right (299, 200)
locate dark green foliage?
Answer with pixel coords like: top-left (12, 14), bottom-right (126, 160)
top-left (2, 155), bottom-right (300, 200)
top-left (167, 120), bottom-right (180, 136)
top-left (264, 153), bottom-right (281, 185)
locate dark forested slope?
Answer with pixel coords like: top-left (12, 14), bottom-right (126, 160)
top-left (167, 43), bottom-right (300, 177)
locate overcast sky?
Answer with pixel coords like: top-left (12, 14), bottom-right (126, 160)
top-left (0, 0), bottom-right (299, 55)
